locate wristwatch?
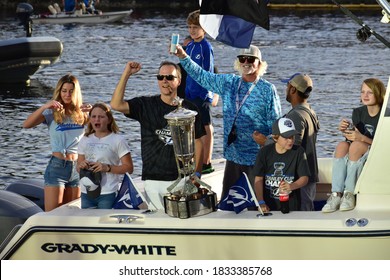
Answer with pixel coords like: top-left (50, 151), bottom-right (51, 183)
top-left (107, 164), bottom-right (111, 172)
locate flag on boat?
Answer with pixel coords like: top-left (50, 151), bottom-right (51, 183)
top-left (199, 0), bottom-right (270, 48)
top-left (112, 173), bottom-right (147, 209)
top-left (217, 172), bottom-right (259, 213)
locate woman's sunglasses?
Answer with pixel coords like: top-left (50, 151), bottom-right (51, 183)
top-left (237, 56), bottom-right (257, 64)
top-left (156, 75), bottom-right (177, 81)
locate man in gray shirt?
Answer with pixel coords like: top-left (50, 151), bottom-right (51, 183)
top-left (282, 73), bottom-right (320, 211)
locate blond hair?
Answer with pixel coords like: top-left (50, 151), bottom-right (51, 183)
top-left (52, 74), bottom-right (88, 125)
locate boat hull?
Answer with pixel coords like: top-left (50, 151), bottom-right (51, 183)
top-left (31, 10), bottom-right (132, 24)
top-left (2, 157), bottom-right (390, 260)
top-left (1, 203), bottom-right (389, 260)
top-left (0, 37), bottom-right (63, 83)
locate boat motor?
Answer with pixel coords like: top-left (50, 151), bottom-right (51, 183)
top-left (0, 190), bottom-right (42, 248)
top-left (16, 3), bottom-right (33, 24)
top-left (16, 3), bottom-right (34, 37)
top-left (5, 178), bottom-right (45, 210)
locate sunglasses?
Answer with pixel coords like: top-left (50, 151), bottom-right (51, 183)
top-left (238, 56), bottom-right (257, 64)
top-left (156, 74), bottom-right (177, 81)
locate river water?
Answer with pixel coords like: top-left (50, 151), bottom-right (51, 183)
top-left (0, 8), bottom-right (389, 188)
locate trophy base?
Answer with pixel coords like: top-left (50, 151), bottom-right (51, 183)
top-left (164, 192), bottom-right (217, 219)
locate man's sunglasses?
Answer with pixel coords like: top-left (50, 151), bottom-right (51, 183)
top-left (237, 56), bottom-right (257, 64)
top-left (156, 74), bottom-right (177, 81)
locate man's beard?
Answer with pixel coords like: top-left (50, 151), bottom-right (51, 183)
top-left (241, 65), bottom-right (256, 75)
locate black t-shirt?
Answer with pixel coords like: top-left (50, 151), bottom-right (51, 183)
top-left (254, 143), bottom-right (310, 211)
top-left (352, 105), bottom-right (380, 139)
top-left (126, 95), bottom-right (205, 181)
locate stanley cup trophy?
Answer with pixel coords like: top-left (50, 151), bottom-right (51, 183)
top-left (163, 98), bottom-right (217, 219)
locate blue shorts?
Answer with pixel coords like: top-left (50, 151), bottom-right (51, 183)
top-left (44, 156), bottom-right (79, 187)
top-left (81, 192), bottom-right (117, 209)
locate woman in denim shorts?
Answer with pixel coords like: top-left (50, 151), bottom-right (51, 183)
top-left (23, 74), bottom-right (91, 211)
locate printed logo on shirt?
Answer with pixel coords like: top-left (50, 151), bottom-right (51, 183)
top-left (55, 123), bottom-right (84, 131)
top-left (155, 126), bottom-right (173, 145)
top-left (264, 162), bottom-right (294, 198)
top-left (365, 124), bottom-right (375, 137)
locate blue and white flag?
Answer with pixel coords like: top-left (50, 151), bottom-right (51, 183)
top-left (199, 0), bottom-right (270, 48)
top-left (112, 173), bottom-right (147, 209)
top-left (218, 172), bottom-right (259, 214)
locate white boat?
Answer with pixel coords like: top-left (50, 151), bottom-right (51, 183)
top-left (31, 10), bottom-right (133, 25)
top-left (1, 74), bottom-right (390, 259)
top-left (15, 2), bottom-right (132, 25)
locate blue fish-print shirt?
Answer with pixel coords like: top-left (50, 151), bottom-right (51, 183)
top-left (180, 56), bottom-right (282, 166)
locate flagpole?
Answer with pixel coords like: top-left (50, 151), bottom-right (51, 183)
top-left (126, 173), bottom-right (151, 209)
top-left (242, 172), bottom-right (264, 215)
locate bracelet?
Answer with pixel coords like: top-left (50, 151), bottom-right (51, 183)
top-left (258, 200), bottom-right (265, 205)
top-left (195, 171), bottom-right (201, 179)
top-left (107, 164), bottom-right (111, 173)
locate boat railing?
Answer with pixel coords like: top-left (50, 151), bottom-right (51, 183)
top-left (377, 0), bottom-right (390, 15)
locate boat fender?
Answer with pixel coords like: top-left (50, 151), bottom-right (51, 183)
top-left (48, 5), bottom-right (57, 15)
top-left (54, 3), bottom-right (61, 14)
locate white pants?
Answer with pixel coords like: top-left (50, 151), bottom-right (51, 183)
top-left (144, 179), bottom-right (185, 210)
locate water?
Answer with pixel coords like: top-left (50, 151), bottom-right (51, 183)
top-left (1, 8), bottom-right (389, 188)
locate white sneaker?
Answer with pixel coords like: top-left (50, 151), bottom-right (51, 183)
top-left (322, 192), bottom-right (341, 213)
top-left (340, 191), bottom-right (355, 211)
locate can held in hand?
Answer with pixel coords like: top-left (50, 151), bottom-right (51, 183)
top-left (346, 119), bottom-right (355, 132)
top-left (170, 33), bottom-right (180, 54)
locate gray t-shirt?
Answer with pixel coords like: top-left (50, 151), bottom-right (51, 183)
top-left (285, 104), bottom-right (320, 183)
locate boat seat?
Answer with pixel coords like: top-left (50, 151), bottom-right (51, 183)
top-left (316, 158), bottom-right (333, 202)
top-left (318, 157), bottom-right (332, 184)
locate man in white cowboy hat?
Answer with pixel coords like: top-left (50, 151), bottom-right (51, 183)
top-left (174, 44), bottom-right (282, 200)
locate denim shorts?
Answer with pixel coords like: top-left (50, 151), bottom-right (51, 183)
top-left (81, 192), bottom-right (117, 209)
top-left (44, 156), bottom-right (79, 187)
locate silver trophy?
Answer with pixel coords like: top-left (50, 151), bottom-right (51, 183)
top-left (163, 97), bottom-right (217, 218)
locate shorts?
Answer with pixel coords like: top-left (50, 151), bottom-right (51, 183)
top-left (44, 156), bottom-right (79, 187)
top-left (191, 97), bottom-right (212, 125)
top-left (81, 192), bottom-right (116, 209)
